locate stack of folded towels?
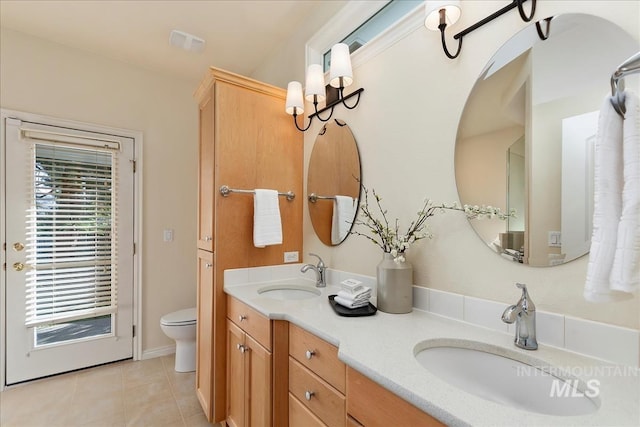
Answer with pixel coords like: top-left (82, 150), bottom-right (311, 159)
top-left (334, 280), bottom-right (372, 309)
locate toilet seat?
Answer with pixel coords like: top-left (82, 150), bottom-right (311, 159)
top-left (161, 307), bottom-right (197, 326)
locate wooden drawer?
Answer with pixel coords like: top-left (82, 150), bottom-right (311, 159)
top-left (289, 357), bottom-right (345, 427)
top-left (227, 295), bottom-right (271, 351)
top-left (347, 367), bottom-right (445, 426)
top-left (289, 323), bottom-right (345, 393)
top-left (289, 392), bottom-right (326, 427)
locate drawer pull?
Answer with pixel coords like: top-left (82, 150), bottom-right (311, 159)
top-left (239, 315), bottom-right (247, 322)
top-left (305, 390), bottom-right (315, 401)
top-left (305, 350), bottom-right (316, 360)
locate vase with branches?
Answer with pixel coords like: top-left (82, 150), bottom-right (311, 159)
top-left (350, 184), bottom-right (514, 313)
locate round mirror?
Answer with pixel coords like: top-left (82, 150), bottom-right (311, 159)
top-left (455, 14), bottom-right (638, 267)
top-left (308, 119), bottom-right (361, 246)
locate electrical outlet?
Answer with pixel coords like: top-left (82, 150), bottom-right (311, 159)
top-left (284, 251), bottom-right (299, 263)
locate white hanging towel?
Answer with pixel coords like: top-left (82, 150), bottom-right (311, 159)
top-left (253, 189), bottom-right (282, 248)
top-left (611, 91), bottom-right (640, 293)
top-left (584, 96), bottom-right (625, 302)
top-left (331, 195), bottom-right (355, 245)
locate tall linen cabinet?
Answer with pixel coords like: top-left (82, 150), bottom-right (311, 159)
top-left (194, 67), bottom-right (303, 423)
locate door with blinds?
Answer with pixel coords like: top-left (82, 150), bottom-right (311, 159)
top-left (4, 117), bottom-right (135, 385)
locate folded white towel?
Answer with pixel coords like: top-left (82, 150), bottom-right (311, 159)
top-left (584, 96), bottom-right (630, 302)
top-left (611, 91), bottom-right (640, 293)
top-left (253, 189), bottom-right (282, 248)
top-left (331, 195), bottom-right (356, 245)
top-left (337, 287), bottom-right (371, 302)
top-left (334, 295), bottom-right (369, 309)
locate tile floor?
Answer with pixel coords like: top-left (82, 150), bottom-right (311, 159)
top-left (0, 355), bottom-right (219, 427)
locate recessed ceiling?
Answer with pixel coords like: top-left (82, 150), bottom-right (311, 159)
top-left (0, 0), bottom-right (336, 86)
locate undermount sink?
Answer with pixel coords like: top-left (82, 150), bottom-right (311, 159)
top-left (257, 283), bottom-right (321, 300)
top-left (414, 340), bottom-right (600, 416)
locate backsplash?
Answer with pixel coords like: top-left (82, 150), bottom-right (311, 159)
top-left (224, 264), bottom-right (640, 368)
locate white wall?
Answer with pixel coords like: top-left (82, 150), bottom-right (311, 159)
top-left (255, 1), bottom-right (640, 329)
top-left (0, 28), bottom-right (199, 353)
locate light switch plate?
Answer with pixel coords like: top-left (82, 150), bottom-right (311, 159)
top-left (548, 231), bottom-right (561, 247)
top-left (163, 229), bottom-right (174, 242)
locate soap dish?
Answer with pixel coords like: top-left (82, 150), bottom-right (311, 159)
top-left (328, 295), bottom-right (377, 317)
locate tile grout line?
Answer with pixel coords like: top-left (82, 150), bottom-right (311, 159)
top-left (163, 356), bottom-right (189, 427)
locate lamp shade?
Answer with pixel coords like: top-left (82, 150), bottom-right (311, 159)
top-left (305, 64), bottom-right (326, 102)
top-left (329, 43), bottom-right (353, 88)
top-left (285, 81), bottom-right (304, 115)
top-left (424, 0), bottom-right (461, 31)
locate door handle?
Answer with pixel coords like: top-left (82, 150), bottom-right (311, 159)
top-left (12, 242), bottom-right (25, 252)
top-left (13, 262), bottom-right (26, 272)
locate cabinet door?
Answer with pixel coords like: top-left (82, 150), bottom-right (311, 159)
top-left (227, 320), bottom-right (246, 427)
top-left (247, 334), bottom-right (272, 427)
top-left (196, 250), bottom-right (214, 419)
top-left (197, 93), bottom-right (214, 251)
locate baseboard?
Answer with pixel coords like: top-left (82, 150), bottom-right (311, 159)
top-left (141, 345), bottom-right (175, 360)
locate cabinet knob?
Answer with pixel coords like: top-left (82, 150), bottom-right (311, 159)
top-left (239, 315), bottom-right (247, 322)
top-left (205, 262), bottom-right (213, 268)
top-left (237, 344), bottom-right (249, 353)
top-left (203, 236), bottom-right (212, 242)
top-left (305, 350), bottom-right (315, 360)
top-left (305, 391), bottom-right (315, 401)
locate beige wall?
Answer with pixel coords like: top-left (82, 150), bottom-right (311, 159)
top-left (0, 29), bottom-right (199, 353)
top-left (255, 1), bottom-right (640, 329)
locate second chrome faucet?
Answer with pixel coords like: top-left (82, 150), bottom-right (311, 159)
top-left (501, 283), bottom-right (538, 350)
top-left (300, 253), bottom-right (326, 287)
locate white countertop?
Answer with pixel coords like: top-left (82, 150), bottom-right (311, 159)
top-left (224, 278), bottom-right (640, 427)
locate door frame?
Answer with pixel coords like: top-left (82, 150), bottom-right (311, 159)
top-left (0, 109), bottom-right (143, 389)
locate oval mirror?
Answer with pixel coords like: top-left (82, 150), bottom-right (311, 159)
top-left (455, 14), bottom-right (638, 267)
top-left (308, 119), bottom-right (361, 246)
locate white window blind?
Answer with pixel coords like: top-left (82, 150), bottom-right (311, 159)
top-left (25, 143), bottom-right (118, 327)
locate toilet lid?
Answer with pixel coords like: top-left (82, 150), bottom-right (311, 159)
top-left (161, 307), bottom-right (197, 326)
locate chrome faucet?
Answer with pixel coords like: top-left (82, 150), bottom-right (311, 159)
top-left (300, 253), bottom-right (326, 287)
top-left (501, 283), bottom-right (538, 350)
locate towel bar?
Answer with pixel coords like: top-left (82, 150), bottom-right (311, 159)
top-left (219, 185), bottom-right (295, 201)
top-left (308, 193), bottom-right (336, 203)
top-left (610, 51), bottom-right (640, 118)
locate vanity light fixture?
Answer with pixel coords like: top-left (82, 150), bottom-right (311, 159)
top-left (425, 0), bottom-right (537, 59)
top-left (285, 43), bottom-right (364, 132)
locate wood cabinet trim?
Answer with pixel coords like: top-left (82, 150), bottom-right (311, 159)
top-left (194, 67), bottom-right (286, 103)
top-left (272, 320), bottom-right (289, 427)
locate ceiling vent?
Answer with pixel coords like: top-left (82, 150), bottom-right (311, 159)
top-left (169, 30), bottom-right (205, 53)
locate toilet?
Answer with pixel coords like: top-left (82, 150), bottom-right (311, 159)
top-left (160, 307), bottom-right (197, 372)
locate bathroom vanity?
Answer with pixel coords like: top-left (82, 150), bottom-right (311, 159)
top-left (225, 291), bottom-right (444, 427)
top-left (223, 267), bottom-right (639, 427)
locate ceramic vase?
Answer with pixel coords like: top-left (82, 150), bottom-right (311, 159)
top-left (376, 252), bottom-right (413, 313)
